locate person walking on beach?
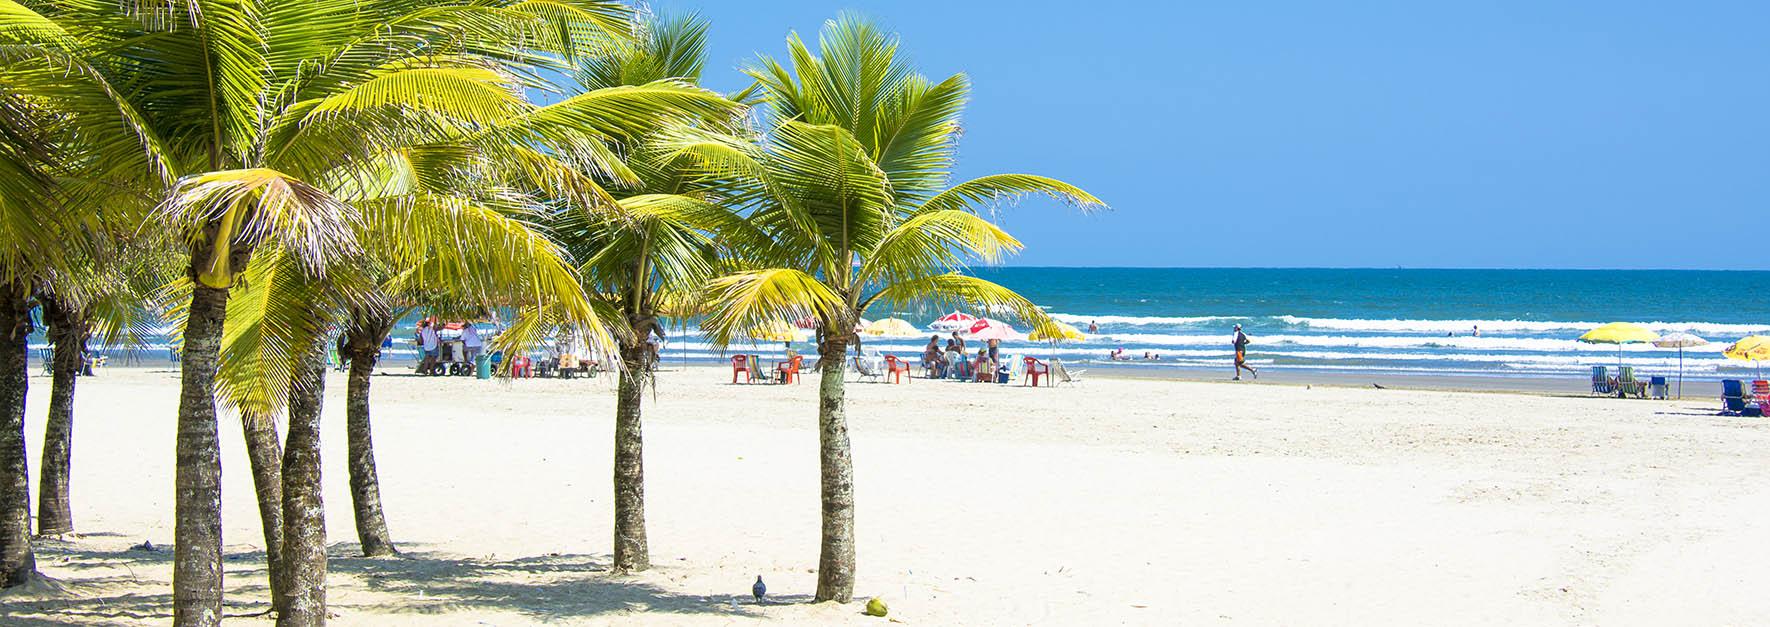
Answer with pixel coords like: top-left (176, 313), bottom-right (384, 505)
top-left (417, 319), bottom-right (441, 375)
top-left (1232, 324), bottom-right (1257, 380)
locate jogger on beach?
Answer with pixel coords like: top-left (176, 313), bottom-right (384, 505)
top-left (1233, 324), bottom-right (1258, 380)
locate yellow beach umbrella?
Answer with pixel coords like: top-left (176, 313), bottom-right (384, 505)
top-left (748, 321), bottom-right (803, 343)
top-left (1579, 322), bottom-right (1659, 345)
top-left (1027, 320), bottom-right (1086, 342)
top-left (862, 317), bottom-right (921, 338)
top-left (1725, 335), bottom-right (1770, 377)
top-left (1578, 322), bottom-right (1660, 377)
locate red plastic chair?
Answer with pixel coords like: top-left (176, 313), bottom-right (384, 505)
top-left (884, 355), bottom-right (912, 384)
top-left (510, 355), bottom-right (533, 378)
top-left (1022, 356), bottom-right (1049, 387)
top-left (776, 355), bottom-right (803, 384)
top-left (732, 355), bottom-right (751, 384)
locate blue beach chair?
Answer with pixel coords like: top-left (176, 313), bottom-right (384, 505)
top-left (1721, 380), bottom-right (1750, 416)
top-left (1649, 376), bottom-right (1668, 400)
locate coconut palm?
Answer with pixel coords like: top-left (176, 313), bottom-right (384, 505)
top-left (546, 12), bottom-right (762, 573)
top-left (35, 247), bottom-right (177, 538)
top-left (0, 12), bottom-right (173, 585)
top-left (682, 16), bottom-right (1104, 602)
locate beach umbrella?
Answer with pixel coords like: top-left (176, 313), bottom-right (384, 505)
top-left (862, 318), bottom-right (922, 338)
top-left (1652, 332), bottom-right (1708, 398)
top-left (1724, 335), bottom-right (1770, 378)
top-left (967, 318), bottom-right (1022, 342)
top-left (1027, 320), bottom-right (1086, 343)
top-left (1578, 323), bottom-right (1659, 387)
top-left (929, 311), bottom-right (979, 332)
top-left (791, 316), bottom-right (819, 330)
top-left (748, 321), bottom-right (805, 343)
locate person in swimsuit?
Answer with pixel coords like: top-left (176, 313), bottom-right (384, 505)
top-left (1233, 324), bottom-right (1257, 380)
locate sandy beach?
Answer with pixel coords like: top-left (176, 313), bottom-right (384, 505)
top-left (4, 365), bottom-right (1769, 625)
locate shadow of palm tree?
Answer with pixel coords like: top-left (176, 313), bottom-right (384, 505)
top-left (18, 540), bottom-right (775, 622)
top-left (329, 549), bottom-right (771, 620)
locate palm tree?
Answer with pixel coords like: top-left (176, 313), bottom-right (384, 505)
top-left (547, 11), bottom-right (760, 574)
top-left (684, 15), bottom-right (1104, 602)
top-left (36, 248), bottom-right (176, 537)
top-left (0, 14), bottom-right (172, 585)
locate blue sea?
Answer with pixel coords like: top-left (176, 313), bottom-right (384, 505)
top-left (37, 268), bottom-right (1770, 381)
top-left (671, 268), bottom-right (1770, 380)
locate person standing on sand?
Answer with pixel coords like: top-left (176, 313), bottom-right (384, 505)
top-left (417, 320), bottom-right (441, 375)
top-left (461, 322), bottom-right (484, 363)
top-left (1233, 324), bottom-right (1257, 380)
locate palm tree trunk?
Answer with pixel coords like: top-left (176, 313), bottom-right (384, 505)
top-left (0, 284), bottom-right (37, 587)
top-left (276, 341), bottom-right (328, 626)
top-left (36, 295), bottom-right (85, 536)
top-left (611, 340), bottom-right (650, 573)
top-left (814, 337), bottom-right (856, 603)
top-left (242, 412), bottom-right (284, 611)
top-left (343, 314), bottom-right (395, 557)
top-left (173, 282), bottom-right (229, 626)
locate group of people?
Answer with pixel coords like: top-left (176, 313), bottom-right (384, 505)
top-left (414, 319), bottom-right (484, 376)
top-left (920, 332), bottom-right (1004, 381)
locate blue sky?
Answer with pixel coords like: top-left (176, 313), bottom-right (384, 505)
top-left (650, 1), bottom-right (1770, 270)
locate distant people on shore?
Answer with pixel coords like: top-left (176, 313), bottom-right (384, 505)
top-left (1107, 347), bottom-right (1160, 362)
top-left (1233, 324), bottom-right (1257, 380)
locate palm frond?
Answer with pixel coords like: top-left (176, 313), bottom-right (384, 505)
top-left (857, 209), bottom-right (1022, 287)
top-left (860, 272), bottom-right (1061, 338)
top-left (918, 173), bottom-right (1106, 217)
top-left (698, 268), bottom-right (845, 348)
top-left (158, 168), bottom-right (359, 287)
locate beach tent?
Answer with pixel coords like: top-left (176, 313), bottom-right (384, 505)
top-left (929, 311), bottom-right (979, 332)
top-left (1027, 320), bottom-right (1086, 342)
top-left (862, 318), bottom-right (922, 338)
top-left (1724, 335), bottom-right (1770, 378)
top-left (1652, 332), bottom-right (1708, 398)
top-left (1578, 322), bottom-right (1659, 378)
top-left (967, 318), bottom-right (1023, 342)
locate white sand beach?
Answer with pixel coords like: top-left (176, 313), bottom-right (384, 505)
top-left (6, 366), bottom-right (1770, 625)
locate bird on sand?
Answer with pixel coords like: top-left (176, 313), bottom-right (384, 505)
top-left (753, 575), bottom-right (766, 604)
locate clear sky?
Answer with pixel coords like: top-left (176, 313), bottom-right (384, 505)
top-left (650, 1), bottom-right (1770, 270)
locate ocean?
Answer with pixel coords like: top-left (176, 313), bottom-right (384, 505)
top-left (670, 268), bottom-right (1770, 381)
top-left (35, 268), bottom-right (1770, 382)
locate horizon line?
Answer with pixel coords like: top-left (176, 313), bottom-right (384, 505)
top-left (980, 265), bottom-right (1770, 272)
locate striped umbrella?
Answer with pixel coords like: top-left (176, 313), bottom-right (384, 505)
top-left (1651, 332), bottom-right (1707, 398)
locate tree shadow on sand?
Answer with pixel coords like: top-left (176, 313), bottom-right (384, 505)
top-left (11, 540), bottom-right (793, 623)
top-left (329, 547), bottom-right (793, 620)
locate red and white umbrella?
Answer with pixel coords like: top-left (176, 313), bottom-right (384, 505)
top-left (929, 311), bottom-right (979, 332)
top-left (792, 316), bottom-right (819, 330)
top-left (967, 318), bottom-right (1022, 342)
